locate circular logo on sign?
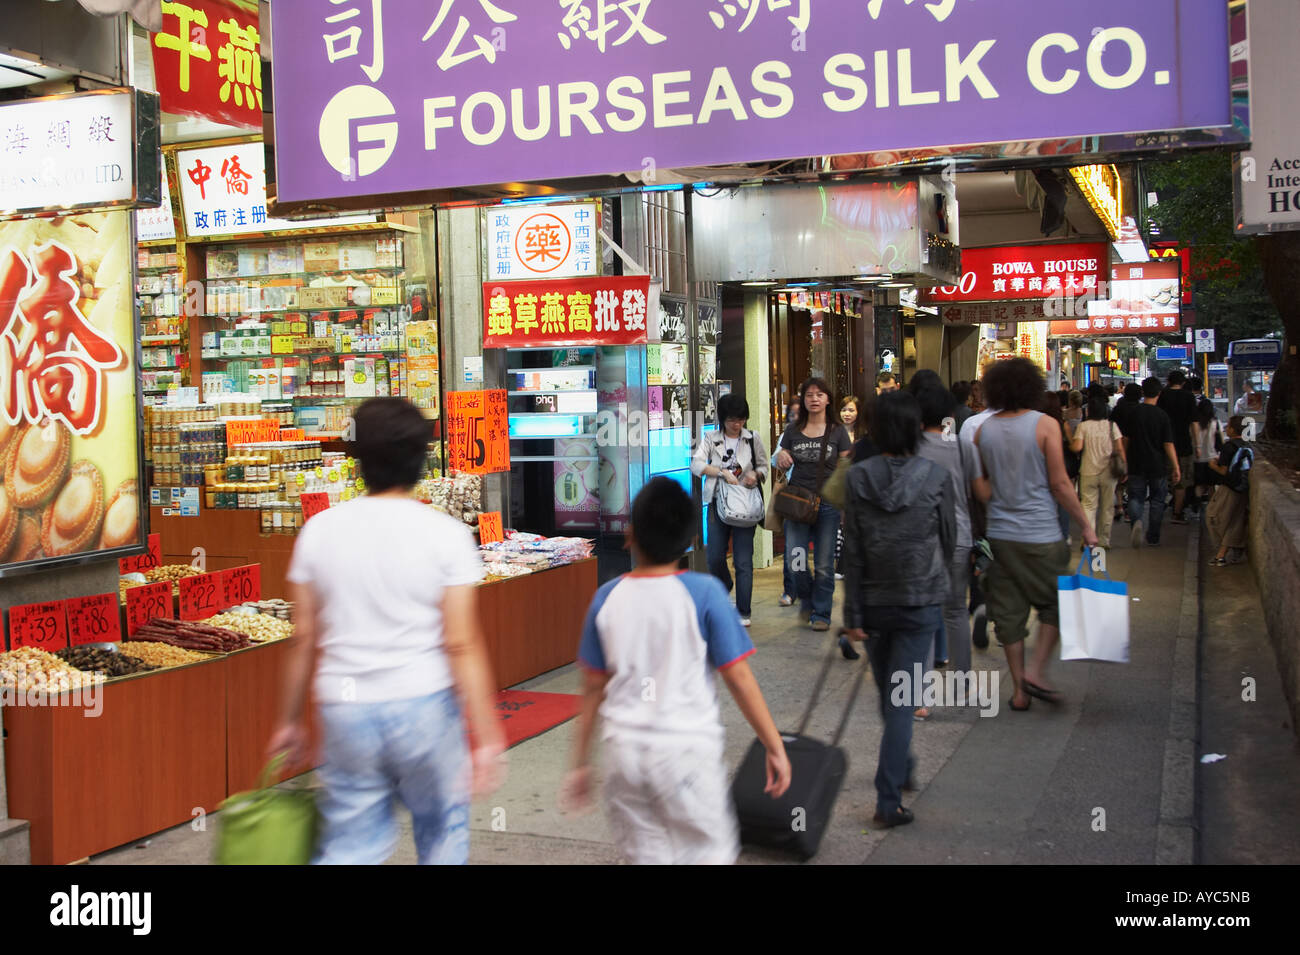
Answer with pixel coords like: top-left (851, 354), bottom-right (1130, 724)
top-left (515, 213), bottom-right (573, 275)
top-left (318, 85), bottom-right (399, 180)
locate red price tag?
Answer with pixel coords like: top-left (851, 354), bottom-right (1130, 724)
top-left (478, 511), bottom-right (504, 545)
top-left (118, 533), bottom-right (161, 575)
top-left (8, 601), bottom-right (68, 652)
top-left (65, 593), bottom-right (122, 646)
top-left (179, 571), bottom-right (226, 621)
top-left (301, 493), bottom-right (331, 522)
top-left (222, 565), bottom-right (262, 607)
top-left (125, 581), bottom-right (174, 637)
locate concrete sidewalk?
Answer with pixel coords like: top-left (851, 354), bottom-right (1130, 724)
top-left (90, 513), bottom-right (1294, 865)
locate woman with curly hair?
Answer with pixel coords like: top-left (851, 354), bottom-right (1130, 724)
top-left (967, 380), bottom-right (987, 414)
top-left (970, 359), bottom-right (1097, 712)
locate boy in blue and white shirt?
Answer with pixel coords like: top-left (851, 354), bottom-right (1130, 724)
top-left (562, 477), bottom-right (791, 864)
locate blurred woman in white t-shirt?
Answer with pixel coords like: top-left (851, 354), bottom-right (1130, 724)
top-left (1070, 394), bottom-right (1127, 550)
top-left (270, 398), bottom-right (505, 865)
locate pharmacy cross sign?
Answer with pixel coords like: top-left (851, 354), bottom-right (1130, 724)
top-left (270, 0), bottom-right (1231, 203)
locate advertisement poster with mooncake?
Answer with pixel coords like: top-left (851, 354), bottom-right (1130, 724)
top-left (0, 211), bottom-right (145, 572)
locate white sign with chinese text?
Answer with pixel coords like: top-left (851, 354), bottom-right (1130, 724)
top-left (136, 164), bottom-right (176, 243)
top-left (0, 90), bottom-right (136, 217)
top-left (1195, 329), bottom-right (1216, 354)
top-left (175, 142), bottom-right (374, 239)
top-left (487, 203), bottom-right (598, 281)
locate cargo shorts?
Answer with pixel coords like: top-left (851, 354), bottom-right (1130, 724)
top-left (1169, 454), bottom-right (1194, 491)
top-left (984, 538), bottom-right (1071, 645)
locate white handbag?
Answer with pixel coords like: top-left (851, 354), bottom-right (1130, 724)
top-left (714, 435), bottom-right (764, 528)
top-left (1058, 549), bottom-right (1130, 663)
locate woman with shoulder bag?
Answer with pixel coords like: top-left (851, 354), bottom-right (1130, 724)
top-left (773, 378), bottom-right (853, 631)
top-left (691, 393), bottom-right (769, 627)
top-left (1070, 393), bottom-right (1127, 550)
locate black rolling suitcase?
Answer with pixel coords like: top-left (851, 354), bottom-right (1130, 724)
top-left (731, 633), bottom-right (869, 860)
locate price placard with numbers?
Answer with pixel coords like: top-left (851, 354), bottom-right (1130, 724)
top-left (478, 511), bottom-right (504, 545)
top-left (125, 581), bottom-right (174, 636)
top-left (222, 565), bottom-right (262, 607)
top-left (300, 493), bottom-right (331, 522)
top-left (179, 571), bottom-right (226, 621)
top-left (118, 533), bottom-right (162, 575)
top-left (8, 601), bottom-right (69, 652)
top-left (65, 594), bottom-right (123, 646)
top-left (446, 390), bottom-right (510, 475)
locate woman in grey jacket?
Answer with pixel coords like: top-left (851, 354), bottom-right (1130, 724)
top-left (843, 391), bottom-right (955, 829)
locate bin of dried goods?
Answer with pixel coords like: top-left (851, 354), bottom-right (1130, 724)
top-left (0, 647), bottom-right (103, 692)
top-left (131, 618), bottom-right (251, 652)
top-left (119, 642), bottom-right (214, 667)
top-left (56, 646), bottom-right (157, 678)
top-left (201, 611), bottom-right (293, 643)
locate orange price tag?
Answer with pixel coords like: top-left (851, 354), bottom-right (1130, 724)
top-left (118, 533), bottom-right (161, 575)
top-left (8, 601), bottom-right (68, 652)
top-left (179, 571), bottom-right (226, 621)
top-left (65, 594), bottom-right (122, 646)
top-left (446, 390), bottom-right (510, 475)
top-left (222, 565), bottom-right (262, 607)
top-left (478, 511), bottom-right (504, 544)
top-left (125, 581), bottom-right (173, 637)
top-left (226, 418), bottom-right (282, 445)
top-left (280, 428), bottom-right (306, 441)
top-left (301, 493), bottom-right (331, 522)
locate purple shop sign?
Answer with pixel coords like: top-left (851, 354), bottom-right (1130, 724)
top-left (272, 0), bottom-right (1230, 204)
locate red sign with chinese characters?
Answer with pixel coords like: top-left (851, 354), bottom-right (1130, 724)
top-left (65, 593), bottom-right (122, 646)
top-left (125, 581), bottom-right (174, 637)
top-left (1077, 261), bottom-right (1181, 335)
top-left (179, 571), bottom-right (226, 621)
top-left (478, 511), bottom-right (504, 545)
top-left (446, 391), bottom-right (510, 475)
top-left (152, 0), bottom-right (262, 130)
top-left (222, 564), bottom-right (262, 607)
top-left (300, 493), bottom-right (331, 522)
top-left (922, 244), bottom-right (1108, 304)
top-left (8, 601), bottom-right (68, 652)
top-left (119, 534), bottom-right (162, 575)
top-left (483, 276), bottom-right (651, 347)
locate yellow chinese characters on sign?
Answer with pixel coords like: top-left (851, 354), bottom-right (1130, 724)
top-left (153, 0), bottom-right (263, 128)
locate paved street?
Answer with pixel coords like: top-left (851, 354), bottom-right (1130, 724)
top-left (93, 517), bottom-right (1300, 866)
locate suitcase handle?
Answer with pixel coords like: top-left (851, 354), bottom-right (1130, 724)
top-left (796, 631), bottom-right (870, 746)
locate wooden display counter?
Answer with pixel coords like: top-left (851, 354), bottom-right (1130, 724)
top-left (5, 557), bottom-right (596, 863)
top-left (4, 658), bottom-right (228, 865)
top-left (152, 506), bottom-right (295, 597)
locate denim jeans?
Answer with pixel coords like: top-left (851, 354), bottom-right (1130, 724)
top-left (864, 605), bottom-right (942, 815)
top-left (706, 506), bottom-right (756, 617)
top-left (784, 503), bottom-right (841, 624)
top-left (314, 688), bottom-right (470, 865)
top-left (1127, 473), bottom-right (1169, 544)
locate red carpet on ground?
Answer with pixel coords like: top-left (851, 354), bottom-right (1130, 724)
top-left (495, 690), bottom-right (581, 749)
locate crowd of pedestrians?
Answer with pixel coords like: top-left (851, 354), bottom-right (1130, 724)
top-left (278, 359), bottom-right (1252, 865)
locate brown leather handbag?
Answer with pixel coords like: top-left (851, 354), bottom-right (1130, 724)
top-left (773, 432), bottom-right (829, 525)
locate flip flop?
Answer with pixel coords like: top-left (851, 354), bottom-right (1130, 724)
top-left (1009, 695), bottom-right (1031, 712)
top-left (1023, 680), bottom-right (1062, 704)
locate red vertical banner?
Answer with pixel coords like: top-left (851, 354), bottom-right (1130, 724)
top-left (65, 594), bottom-right (123, 646)
top-left (8, 602), bottom-right (68, 652)
top-left (151, 0), bottom-right (263, 130)
top-left (446, 390), bottom-right (510, 475)
top-left (300, 493), bottom-right (331, 522)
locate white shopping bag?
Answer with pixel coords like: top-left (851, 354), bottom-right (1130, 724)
top-left (1057, 549), bottom-right (1130, 663)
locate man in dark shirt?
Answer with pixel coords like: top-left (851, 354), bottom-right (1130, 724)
top-left (1111, 383), bottom-right (1144, 439)
top-left (1157, 370), bottom-right (1198, 522)
top-left (1126, 377), bottom-right (1181, 548)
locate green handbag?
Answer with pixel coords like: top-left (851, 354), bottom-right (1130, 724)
top-left (215, 754), bottom-right (318, 865)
